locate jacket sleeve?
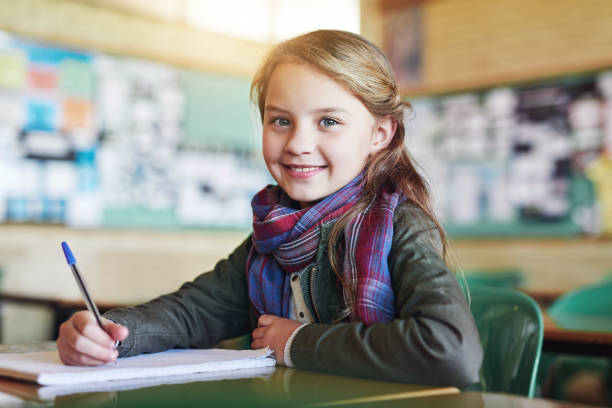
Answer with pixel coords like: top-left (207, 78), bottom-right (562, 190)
top-left (288, 205), bottom-right (483, 388)
top-left (103, 236), bottom-right (253, 357)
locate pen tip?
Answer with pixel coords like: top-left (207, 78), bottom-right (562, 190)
top-left (61, 241), bottom-right (76, 265)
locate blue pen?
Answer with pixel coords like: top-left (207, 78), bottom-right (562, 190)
top-left (61, 241), bottom-right (119, 349)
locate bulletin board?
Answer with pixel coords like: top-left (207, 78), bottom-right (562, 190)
top-left (1, 30), bottom-right (611, 237)
top-left (0, 31), bottom-right (271, 230)
top-left (405, 73), bottom-right (612, 237)
top-left (379, 0), bottom-right (612, 238)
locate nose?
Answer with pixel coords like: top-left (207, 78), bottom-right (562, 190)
top-left (284, 125), bottom-right (316, 155)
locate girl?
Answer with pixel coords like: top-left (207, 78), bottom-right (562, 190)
top-left (57, 30), bottom-right (483, 387)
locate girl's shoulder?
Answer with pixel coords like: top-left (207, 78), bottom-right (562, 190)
top-left (392, 200), bottom-right (443, 251)
top-left (392, 200), bottom-right (437, 231)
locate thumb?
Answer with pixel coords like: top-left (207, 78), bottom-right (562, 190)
top-left (103, 319), bottom-right (129, 342)
top-left (258, 314), bottom-right (279, 327)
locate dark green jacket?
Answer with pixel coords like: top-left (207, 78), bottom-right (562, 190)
top-left (104, 202), bottom-right (483, 388)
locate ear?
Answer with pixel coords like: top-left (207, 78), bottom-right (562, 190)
top-left (369, 116), bottom-right (396, 154)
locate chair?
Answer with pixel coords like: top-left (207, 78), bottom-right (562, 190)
top-left (465, 268), bottom-right (525, 289)
top-left (539, 281), bottom-right (612, 404)
top-left (547, 280), bottom-right (612, 332)
top-left (469, 286), bottom-right (544, 397)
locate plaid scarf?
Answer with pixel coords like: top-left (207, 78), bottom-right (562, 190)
top-left (247, 174), bottom-right (402, 325)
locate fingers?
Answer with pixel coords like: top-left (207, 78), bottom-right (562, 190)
top-left (257, 314), bottom-right (279, 327)
top-left (252, 315), bottom-right (285, 349)
top-left (251, 317), bottom-right (301, 365)
top-left (61, 319), bottom-right (118, 362)
top-left (59, 339), bottom-right (116, 366)
top-left (251, 326), bottom-right (266, 349)
top-left (251, 327), bottom-right (262, 339)
top-left (73, 312), bottom-right (118, 348)
top-left (58, 336), bottom-right (114, 366)
top-left (57, 311), bottom-right (119, 366)
top-left (251, 337), bottom-right (270, 350)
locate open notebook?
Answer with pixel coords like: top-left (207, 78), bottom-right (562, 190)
top-left (0, 348), bottom-right (275, 386)
top-left (0, 363), bottom-right (275, 402)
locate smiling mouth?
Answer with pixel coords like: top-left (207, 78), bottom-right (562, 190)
top-left (283, 165), bottom-right (326, 172)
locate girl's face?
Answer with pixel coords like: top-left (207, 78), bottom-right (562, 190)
top-left (262, 62), bottom-right (392, 208)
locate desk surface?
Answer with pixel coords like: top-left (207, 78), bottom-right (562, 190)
top-left (0, 342), bottom-right (459, 407)
top-left (543, 326), bottom-right (612, 357)
top-left (0, 343), bottom-right (605, 408)
top-left (541, 310), bottom-right (612, 357)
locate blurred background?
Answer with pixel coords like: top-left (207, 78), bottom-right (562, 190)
top-left (0, 0), bottom-right (610, 402)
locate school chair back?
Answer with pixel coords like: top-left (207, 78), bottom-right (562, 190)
top-left (469, 286), bottom-right (543, 397)
top-left (547, 280), bottom-right (612, 332)
top-left (464, 268), bottom-right (525, 289)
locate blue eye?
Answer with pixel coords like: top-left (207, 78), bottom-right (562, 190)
top-left (321, 118), bottom-right (338, 127)
top-left (273, 118), bottom-right (291, 127)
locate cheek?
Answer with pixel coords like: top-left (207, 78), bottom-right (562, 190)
top-left (261, 134), bottom-right (275, 162)
top-left (327, 140), bottom-right (370, 169)
top-left (262, 137), bottom-right (285, 178)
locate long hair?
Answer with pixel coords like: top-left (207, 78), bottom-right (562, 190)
top-left (251, 30), bottom-right (451, 317)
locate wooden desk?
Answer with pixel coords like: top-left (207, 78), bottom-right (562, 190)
top-left (0, 344), bottom-right (606, 407)
top-left (522, 290), bottom-right (612, 358)
top-left (543, 326), bottom-right (612, 357)
top-left (0, 343), bottom-right (459, 407)
top-left (541, 312), bottom-right (612, 358)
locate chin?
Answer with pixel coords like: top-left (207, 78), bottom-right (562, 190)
top-left (285, 190), bottom-right (323, 207)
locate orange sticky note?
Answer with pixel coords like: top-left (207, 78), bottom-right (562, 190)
top-left (63, 99), bottom-right (92, 129)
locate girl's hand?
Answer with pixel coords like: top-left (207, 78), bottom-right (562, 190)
top-left (56, 311), bottom-right (129, 366)
top-left (251, 314), bottom-right (301, 365)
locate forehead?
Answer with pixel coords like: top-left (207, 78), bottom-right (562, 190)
top-left (264, 62), bottom-right (364, 111)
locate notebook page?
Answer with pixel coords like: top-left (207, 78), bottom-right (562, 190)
top-left (0, 348), bottom-right (275, 386)
top-left (38, 364), bottom-right (275, 401)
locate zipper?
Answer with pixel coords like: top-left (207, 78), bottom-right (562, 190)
top-left (309, 265), bottom-right (321, 322)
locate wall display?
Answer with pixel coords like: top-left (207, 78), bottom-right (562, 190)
top-left (0, 31), bottom-right (270, 230)
top-left (1, 30), bottom-right (610, 236)
top-left (0, 35), bottom-right (93, 225)
top-left (407, 74), bottom-right (612, 236)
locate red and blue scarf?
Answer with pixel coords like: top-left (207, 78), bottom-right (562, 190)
top-left (247, 174), bottom-right (402, 325)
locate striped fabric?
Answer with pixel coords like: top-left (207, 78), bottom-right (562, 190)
top-left (247, 174), bottom-right (402, 325)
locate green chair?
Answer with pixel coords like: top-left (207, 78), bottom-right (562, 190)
top-left (465, 268), bottom-right (525, 289)
top-left (547, 280), bottom-right (612, 332)
top-left (539, 281), bottom-right (612, 404)
top-left (469, 286), bottom-right (544, 397)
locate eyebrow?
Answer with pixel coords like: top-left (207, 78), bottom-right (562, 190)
top-left (264, 105), bottom-right (349, 115)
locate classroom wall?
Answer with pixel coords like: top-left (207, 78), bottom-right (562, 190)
top-left (363, 0), bottom-right (612, 94)
top-left (425, 0), bottom-right (612, 93)
top-left (0, 0), bottom-right (268, 77)
top-left (1, 0), bottom-right (612, 343)
top-left (0, 225), bottom-right (246, 305)
top-left (1, 224), bottom-right (610, 302)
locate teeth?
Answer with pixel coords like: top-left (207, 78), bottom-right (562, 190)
top-left (291, 167), bottom-right (320, 172)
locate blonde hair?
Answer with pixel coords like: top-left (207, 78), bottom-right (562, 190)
top-left (251, 30), bottom-right (450, 317)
